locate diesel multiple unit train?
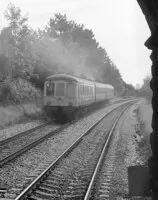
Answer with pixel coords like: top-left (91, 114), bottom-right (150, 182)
top-left (44, 74), bottom-right (114, 120)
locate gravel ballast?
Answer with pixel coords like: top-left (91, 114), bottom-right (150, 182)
top-left (109, 101), bottom-right (152, 200)
top-left (0, 120), bottom-right (44, 142)
top-left (0, 101), bottom-right (131, 198)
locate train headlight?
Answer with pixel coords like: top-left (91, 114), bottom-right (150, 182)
top-left (47, 101), bottom-right (51, 105)
top-left (68, 102), bottom-right (73, 106)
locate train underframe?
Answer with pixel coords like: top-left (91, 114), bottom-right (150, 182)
top-left (44, 99), bottom-right (110, 123)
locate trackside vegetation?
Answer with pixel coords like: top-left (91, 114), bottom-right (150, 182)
top-left (0, 3), bottom-right (151, 105)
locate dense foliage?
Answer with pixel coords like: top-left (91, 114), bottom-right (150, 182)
top-left (137, 75), bottom-right (152, 102)
top-left (0, 4), bottom-right (142, 103)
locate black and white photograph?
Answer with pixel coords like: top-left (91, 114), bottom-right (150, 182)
top-left (0, 0), bottom-right (157, 199)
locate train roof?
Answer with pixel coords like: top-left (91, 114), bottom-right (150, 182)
top-left (46, 74), bottom-right (94, 84)
top-left (46, 74), bottom-right (114, 89)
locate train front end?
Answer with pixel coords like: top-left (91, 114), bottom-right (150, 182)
top-left (44, 74), bottom-right (78, 121)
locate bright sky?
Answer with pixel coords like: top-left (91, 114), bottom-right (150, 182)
top-left (0, 0), bottom-right (152, 87)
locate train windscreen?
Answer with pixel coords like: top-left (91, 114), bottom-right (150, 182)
top-left (46, 82), bottom-right (55, 96)
top-left (55, 82), bottom-right (65, 96)
top-left (66, 83), bottom-right (76, 98)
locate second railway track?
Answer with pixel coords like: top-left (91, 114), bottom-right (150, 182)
top-left (0, 122), bottom-right (69, 167)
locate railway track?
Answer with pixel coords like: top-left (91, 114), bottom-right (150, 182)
top-left (0, 122), bottom-right (70, 167)
top-left (13, 101), bottom-right (135, 200)
top-left (0, 121), bottom-right (52, 146)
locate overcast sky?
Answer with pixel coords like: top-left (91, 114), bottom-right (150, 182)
top-left (0, 0), bottom-right (151, 87)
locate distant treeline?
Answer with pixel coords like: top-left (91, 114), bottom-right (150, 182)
top-left (0, 3), bottom-right (152, 103)
top-left (137, 75), bottom-right (152, 102)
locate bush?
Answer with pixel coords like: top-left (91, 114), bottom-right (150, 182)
top-left (0, 78), bottom-right (42, 104)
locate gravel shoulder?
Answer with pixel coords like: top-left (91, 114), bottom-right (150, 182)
top-left (109, 100), bottom-right (152, 200)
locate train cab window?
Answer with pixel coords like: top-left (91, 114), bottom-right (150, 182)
top-left (55, 82), bottom-right (65, 97)
top-left (66, 83), bottom-right (76, 98)
top-left (81, 85), bottom-right (83, 96)
top-left (46, 82), bottom-right (55, 96)
top-left (83, 85), bottom-right (85, 96)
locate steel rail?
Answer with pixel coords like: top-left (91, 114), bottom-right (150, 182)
top-left (0, 122), bottom-right (70, 167)
top-left (0, 121), bottom-right (52, 146)
top-left (84, 107), bottom-right (128, 200)
top-left (14, 101), bottom-right (134, 200)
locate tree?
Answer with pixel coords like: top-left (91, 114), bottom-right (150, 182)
top-left (46, 13), bottom-right (74, 42)
top-left (102, 62), bottom-right (124, 95)
top-left (0, 54), bottom-right (9, 80)
top-left (4, 3), bottom-right (35, 80)
top-left (141, 75), bottom-right (152, 101)
top-left (122, 82), bottom-right (137, 97)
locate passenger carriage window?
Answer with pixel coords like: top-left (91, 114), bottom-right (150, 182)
top-left (83, 85), bottom-right (85, 96)
top-left (80, 85), bottom-right (82, 96)
top-left (56, 82), bottom-right (65, 96)
top-left (46, 82), bottom-right (55, 96)
top-left (80, 85), bottom-right (83, 96)
top-left (85, 86), bottom-right (86, 95)
top-left (82, 85), bottom-right (83, 96)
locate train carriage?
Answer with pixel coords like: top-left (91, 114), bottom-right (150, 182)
top-left (44, 74), bottom-right (114, 121)
top-left (95, 82), bottom-right (114, 102)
